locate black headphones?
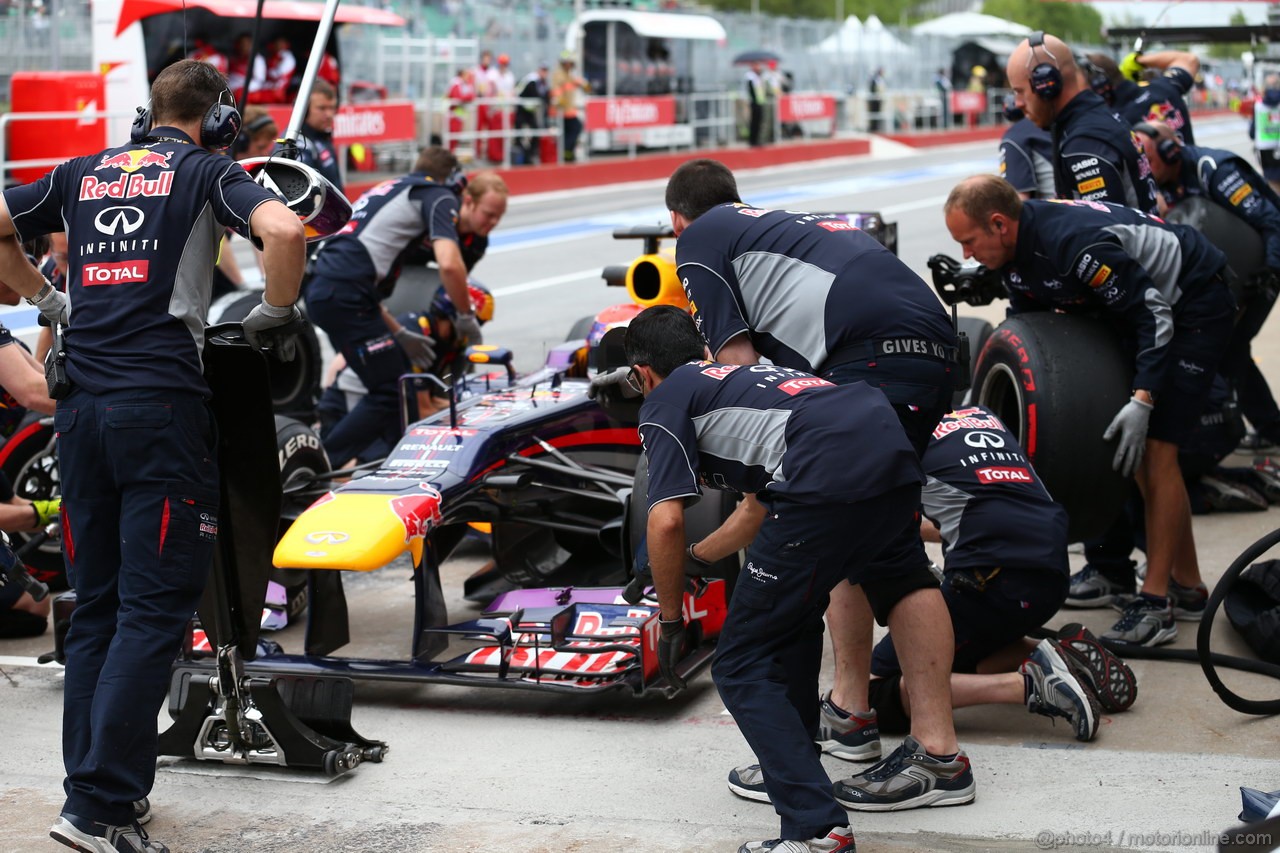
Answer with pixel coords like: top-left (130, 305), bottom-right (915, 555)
top-left (131, 86), bottom-right (242, 150)
top-left (1133, 121), bottom-right (1181, 164)
top-left (1027, 31), bottom-right (1063, 101)
top-left (1078, 55), bottom-right (1114, 105)
top-left (232, 113), bottom-right (276, 157)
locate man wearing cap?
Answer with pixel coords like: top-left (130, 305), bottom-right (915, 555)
top-left (551, 51), bottom-right (590, 161)
top-left (486, 53), bottom-right (517, 162)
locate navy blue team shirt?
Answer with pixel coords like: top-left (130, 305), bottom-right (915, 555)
top-left (4, 127), bottom-right (277, 396)
top-left (1171, 144), bottom-right (1280, 271)
top-left (1114, 69), bottom-right (1197, 145)
top-left (1005, 199), bottom-right (1226, 392)
top-left (639, 361), bottom-right (922, 510)
top-left (675, 204), bottom-right (954, 374)
top-left (1051, 89), bottom-right (1159, 213)
top-left (922, 405), bottom-right (1067, 574)
top-left (311, 173), bottom-right (461, 297)
top-left (297, 124), bottom-right (343, 191)
top-left (1000, 118), bottom-right (1055, 197)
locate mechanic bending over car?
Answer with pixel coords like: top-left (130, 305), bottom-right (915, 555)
top-left (613, 158), bottom-right (969, 815)
top-left (625, 305), bottom-right (966, 853)
top-left (944, 175), bottom-right (1235, 648)
top-left (303, 147), bottom-right (508, 468)
top-left (867, 405), bottom-right (1138, 744)
top-left (0, 59), bottom-right (307, 853)
top-left (318, 281), bottom-right (495, 462)
top-left (1084, 49), bottom-right (1198, 145)
top-left (1134, 120), bottom-right (1280, 450)
top-left (1005, 33), bottom-right (1159, 213)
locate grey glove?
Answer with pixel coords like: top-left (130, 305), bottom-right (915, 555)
top-left (31, 285), bottom-right (68, 328)
top-left (1103, 396), bottom-right (1153, 477)
top-left (587, 366), bottom-right (641, 401)
top-left (242, 300), bottom-right (301, 358)
top-left (393, 326), bottom-right (437, 369)
top-left (454, 312), bottom-right (483, 346)
top-left (657, 617), bottom-right (687, 691)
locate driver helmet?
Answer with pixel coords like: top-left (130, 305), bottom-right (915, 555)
top-left (430, 281), bottom-right (494, 323)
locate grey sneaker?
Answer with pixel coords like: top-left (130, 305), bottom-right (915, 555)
top-left (833, 735), bottom-right (975, 811)
top-left (1020, 639), bottom-right (1100, 742)
top-left (739, 827), bottom-right (857, 853)
top-left (816, 691), bottom-right (881, 762)
top-left (1169, 580), bottom-right (1208, 621)
top-left (1103, 595), bottom-right (1177, 647)
top-left (727, 763), bottom-right (771, 803)
top-left (133, 799), bottom-right (150, 827)
top-left (50, 813), bottom-right (169, 852)
top-left (1065, 565), bottom-right (1133, 608)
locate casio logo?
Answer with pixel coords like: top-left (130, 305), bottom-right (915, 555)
top-left (1070, 157), bottom-right (1099, 171)
top-left (93, 205), bottom-right (145, 236)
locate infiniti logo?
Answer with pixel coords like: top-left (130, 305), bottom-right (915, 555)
top-left (963, 431), bottom-right (1006, 449)
top-left (305, 531), bottom-right (349, 544)
top-left (93, 205), bottom-right (145, 236)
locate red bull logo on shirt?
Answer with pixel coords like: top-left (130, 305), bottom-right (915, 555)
top-left (78, 171), bottom-right (174, 202)
top-left (95, 149), bottom-right (173, 173)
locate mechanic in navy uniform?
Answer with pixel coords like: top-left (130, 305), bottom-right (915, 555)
top-left (0, 60), bottom-right (305, 852)
top-left (867, 405), bottom-right (1138, 743)
top-left (294, 78), bottom-right (342, 192)
top-left (1085, 50), bottom-right (1199, 145)
top-left (625, 305), bottom-right (973, 853)
top-left (999, 99), bottom-right (1055, 199)
top-left (1135, 119), bottom-right (1280, 449)
top-left (944, 174), bottom-right (1234, 648)
top-left (1005, 33), bottom-right (1159, 213)
top-left (304, 149), bottom-right (507, 467)
top-left (636, 158), bottom-right (966, 814)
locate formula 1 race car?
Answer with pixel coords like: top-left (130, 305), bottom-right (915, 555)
top-left (158, 212), bottom-right (899, 775)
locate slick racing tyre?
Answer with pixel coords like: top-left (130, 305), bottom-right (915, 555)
top-left (1164, 195), bottom-right (1265, 286)
top-left (273, 415), bottom-right (329, 589)
top-left (0, 413), bottom-right (63, 589)
top-left (953, 315), bottom-right (994, 407)
top-left (209, 289), bottom-right (322, 421)
top-left (973, 313), bottom-right (1129, 541)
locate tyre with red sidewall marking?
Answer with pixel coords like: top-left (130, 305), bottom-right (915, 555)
top-left (0, 413), bottom-right (63, 588)
top-left (973, 313), bottom-right (1129, 541)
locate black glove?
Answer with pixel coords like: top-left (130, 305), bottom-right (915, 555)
top-left (1247, 268), bottom-right (1280, 300)
top-left (658, 617), bottom-right (687, 691)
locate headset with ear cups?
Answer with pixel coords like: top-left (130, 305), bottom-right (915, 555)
top-left (1026, 31), bottom-right (1063, 100)
top-left (1133, 121), bottom-right (1181, 164)
top-left (130, 86), bottom-right (242, 150)
top-left (233, 112), bottom-right (277, 157)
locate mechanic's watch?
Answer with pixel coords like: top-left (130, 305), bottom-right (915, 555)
top-left (686, 541), bottom-right (711, 567)
top-left (26, 279), bottom-right (53, 307)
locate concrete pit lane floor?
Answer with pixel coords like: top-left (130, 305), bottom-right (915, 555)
top-left (2, 117), bottom-right (1279, 852)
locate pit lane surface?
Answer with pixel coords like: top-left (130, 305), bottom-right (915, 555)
top-left (3, 119), bottom-right (1280, 853)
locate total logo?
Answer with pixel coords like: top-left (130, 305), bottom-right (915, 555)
top-left (95, 149), bottom-right (172, 173)
top-left (82, 260), bottom-right (148, 286)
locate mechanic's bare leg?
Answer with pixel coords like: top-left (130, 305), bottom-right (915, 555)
top-left (886, 588), bottom-right (958, 755)
top-left (1135, 439), bottom-right (1201, 597)
top-left (10, 590), bottom-right (51, 619)
top-left (900, 672), bottom-right (1022, 713)
top-left (826, 581), bottom-right (874, 714)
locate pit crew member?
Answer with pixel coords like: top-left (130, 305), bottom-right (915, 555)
top-left (645, 158), bottom-right (965, 813)
top-left (627, 305), bottom-right (970, 853)
top-left (944, 174), bottom-right (1234, 647)
top-left (1005, 33), bottom-right (1159, 212)
top-left (1134, 120), bottom-right (1280, 449)
top-left (867, 405), bottom-right (1136, 742)
top-left (294, 79), bottom-right (342, 192)
top-left (303, 150), bottom-right (507, 468)
top-left (0, 59), bottom-right (306, 852)
top-left (1084, 50), bottom-right (1198, 145)
top-left (1000, 100), bottom-right (1056, 199)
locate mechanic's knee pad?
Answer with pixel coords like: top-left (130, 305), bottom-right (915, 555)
top-left (861, 565), bottom-right (941, 627)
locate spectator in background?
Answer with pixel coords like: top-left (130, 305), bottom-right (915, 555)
top-left (295, 80), bottom-right (342, 192)
top-left (487, 53), bottom-right (517, 163)
top-left (744, 60), bottom-right (769, 147)
top-left (188, 35), bottom-right (227, 76)
top-left (550, 51), bottom-right (590, 161)
top-left (1253, 75), bottom-right (1280, 195)
top-left (227, 32), bottom-right (266, 102)
top-left (934, 67), bottom-right (953, 128)
top-left (474, 50), bottom-right (497, 161)
top-left (868, 67), bottom-right (888, 132)
top-left (317, 50), bottom-right (341, 90)
top-left (447, 67), bottom-right (476, 152)
top-left (967, 65), bottom-right (987, 93)
top-left (249, 36), bottom-right (296, 103)
top-left (515, 62), bottom-right (550, 165)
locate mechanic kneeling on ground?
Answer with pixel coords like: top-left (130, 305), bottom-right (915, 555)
top-left (318, 281), bottom-right (495, 462)
top-left (867, 405), bottom-right (1138, 744)
top-left (1135, 119), bottom-right (1280, 451)
top-left (0, 59), bottom-right (306, 852)
top-left (304, 149), bottom-right (507, 468)
top-left (945, 174), bottom-right (1235, 647)
top-left (627, 305), bottom-right (971, 853)
top-left (600, 159), bottom-right (966, 813)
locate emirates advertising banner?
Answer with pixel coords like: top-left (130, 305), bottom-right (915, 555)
top-left (585, 97), bottom-right (678, 130)
top-left (267, 101), bottom-right (417, 145)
